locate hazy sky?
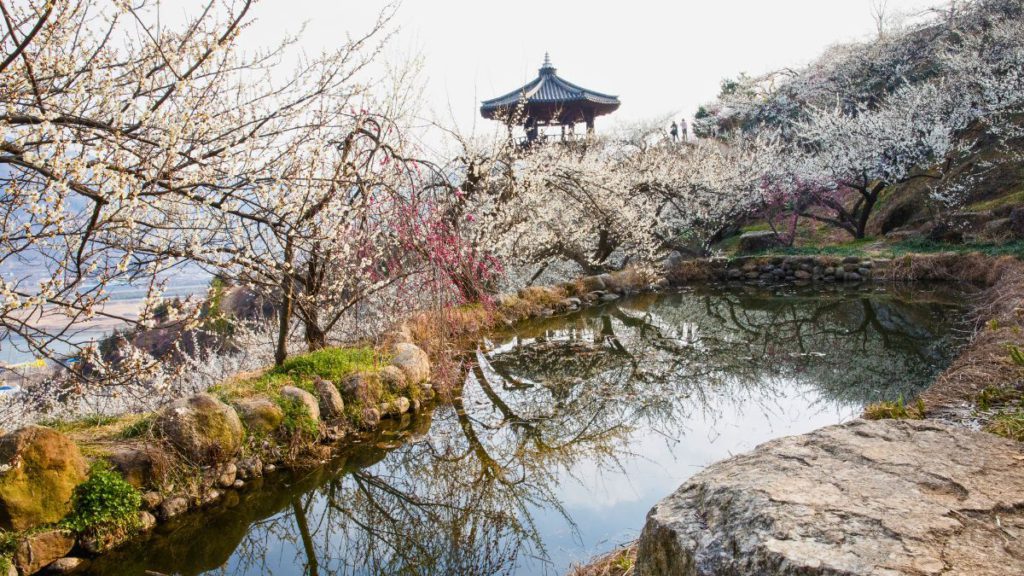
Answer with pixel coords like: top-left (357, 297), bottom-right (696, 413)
top-left (236, 0), bottom-right (948, 138)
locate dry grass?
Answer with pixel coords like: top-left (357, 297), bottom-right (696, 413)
top-left (569, 544), bottom-right (638, 576)
top-left (918, 256), bottom-right (1024, 418)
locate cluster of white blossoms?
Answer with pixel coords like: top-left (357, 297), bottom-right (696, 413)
top-left (0, 0), bottom-right (459, 388)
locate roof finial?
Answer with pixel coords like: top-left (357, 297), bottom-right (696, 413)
top-left (540, 52), bottom-right (555, 75)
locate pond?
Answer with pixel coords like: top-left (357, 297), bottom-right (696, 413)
top-left (85, 283), bottom-right (971, 576)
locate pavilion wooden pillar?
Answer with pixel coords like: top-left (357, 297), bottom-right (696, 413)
top-left (584, 108), bottom-right (595, 136)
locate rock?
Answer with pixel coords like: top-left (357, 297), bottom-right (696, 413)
top-left (232, 397), bottom-right (284, 436)
top-left (635, 419), bottom-right (1024, 576)
top-left (841, 255), bottom-right (860, 264)
top-left (410, 398), bottom-right (422, 414)
top-left (236, 457), bottom-right (263, 480)
top-left (379, 366), bottom-right (407, 394)
top-left (736, 231), bottom-right (782, 254)
top-left (600, 293), bottom-right (620, 302)
top-left (214, 463), bottom-right (237, 488)
top-left (927, 221), bottom-right (964, 243)
top-left (264, 464), bottom-right (277, 474)
top-left (391, 343), bottom-right (431, 385)
top-left (322, 425), bottom-right (345, 443)
top-left (197, 485), bottom-right (220, 504)
top-left (158, 496), bottom-right (189, 521)
top-left (1010, 207), bottom-right (1024, 238)
top-left (232, 479), bottom-right (244, 490)
top-left (580, 275), bottom-right (607, 292)
top-left (200, 489), bottom-right (222, 507)
top-left (0, 426), bottom-right (89, 531)
top-left (382, 397), bottom-right (411, 417)
top-left (360, 407), bottom-right (381, 430)
top-left (137, 510), bottom-right (157, 532)
top-left (14, 529), bottom-right (75, 575)
top-left (314, 377), bottom-right (345, 420)
top-left (107, 446), bottom-right (170, 489)
top-left (793, 270), bottom-right (811, 280)
top-left (41, 556), bottom-right (89, 574)
top-left (557, 297), bottom-right (582, 311)
top-left (280, 386), bottom-right (320, 424)
top-left (156, 394), bottom-right (244, 465)
top-left (141, 491), bottom-right (163, 511)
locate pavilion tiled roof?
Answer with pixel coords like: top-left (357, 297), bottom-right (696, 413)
top-left (480, 54), bottom-right (620, 118)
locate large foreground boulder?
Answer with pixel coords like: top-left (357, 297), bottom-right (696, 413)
top-left (636, 419), bottom-right (1024, 576)
top-left (0, 426), bottom-right (89, 531)
top-left (155, 394), bottom-right (244, 465)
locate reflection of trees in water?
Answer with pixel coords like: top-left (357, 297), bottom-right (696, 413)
top-left (487, 285), bottom-right (966, 420)
top-left (85, 286), bottom-right (967, 576)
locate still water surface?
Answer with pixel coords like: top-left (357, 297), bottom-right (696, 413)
top-left (86, 284), bottom-right (969, 576)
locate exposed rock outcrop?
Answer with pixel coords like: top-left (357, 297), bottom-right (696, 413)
top-left (636, 419), bottom-right (1024, 576)
top-left (0, 426), bottom-right (89, 531)
top-left (155, 394), bottom-right (244, 465)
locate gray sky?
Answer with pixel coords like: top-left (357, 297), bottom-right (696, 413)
top-left (238, 0), bottom-right (947, 137)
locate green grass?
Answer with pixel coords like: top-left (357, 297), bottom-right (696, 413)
top-left (976, 385), bottom-right (1023, 412)
top-left (985, 410), bottom-right (1024, 442)
top-left (277, 396), bottom-right (320, 437)
top-left (39, 414), bottom-right (120, 433)
top-left (966, 188), bottom-right (1024, 212)
top-left (864, 396), bottom-right (925, 420)
top-left (1008, 344), bottom-right (1024, 367)
top-left (217, 346), bottom-right (383, 399)
top-left (751, 238), bottom-right (1024, 259)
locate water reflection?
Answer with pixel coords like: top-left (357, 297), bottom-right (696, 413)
top-left (86, 284), bottom-right (968, 576)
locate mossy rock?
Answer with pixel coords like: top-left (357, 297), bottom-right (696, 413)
top-left (155, 394), bottom-right (244, 465)
top-left (0, 426), bottom-right (89, 531)
top-left (232, 397), bottom-right (284, 436)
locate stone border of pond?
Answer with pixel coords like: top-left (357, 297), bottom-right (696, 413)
top-left (1, 250), bottom-right (1021, 575)
top-left (571, 251), bottom-right (1024, 576)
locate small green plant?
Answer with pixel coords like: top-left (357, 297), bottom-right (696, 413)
top-left (976, 385), bottom-right (1023, 411)
top-left (988, 318), bottom-right (1001, 331)
top-left (612, 553), bottom-right (634, 572)
top-left (39, 413), bottom-right (119, 433)
top-left (985, 410), bottom-right (1024, 442)
top-left (1008, 344), bottom-right (1024, 367)
top-left (63, 464), bottom-right (142, 533)
top-left (277, 396), bottom-right (319, 437)
top-left (863, 396), bottom-right (924, 420)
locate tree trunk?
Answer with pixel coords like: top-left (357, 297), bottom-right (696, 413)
top-left (275, 240), bottom-right (295, 366)
top-left (854, 183), bottom-right (885, 239)
top-left (304, 321), bottom-right (327, 351)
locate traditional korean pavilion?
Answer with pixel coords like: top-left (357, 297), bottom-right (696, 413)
top-left (480, 54), bottom-right (620, 143)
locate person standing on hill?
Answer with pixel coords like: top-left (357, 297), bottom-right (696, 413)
top-left (679, 118), bottom-right (689, 142)
top-left (670, 121), bottom-right (679, 142)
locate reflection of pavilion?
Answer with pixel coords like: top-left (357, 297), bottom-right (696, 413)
top-left (480, 54), bottom-right (620, 144)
